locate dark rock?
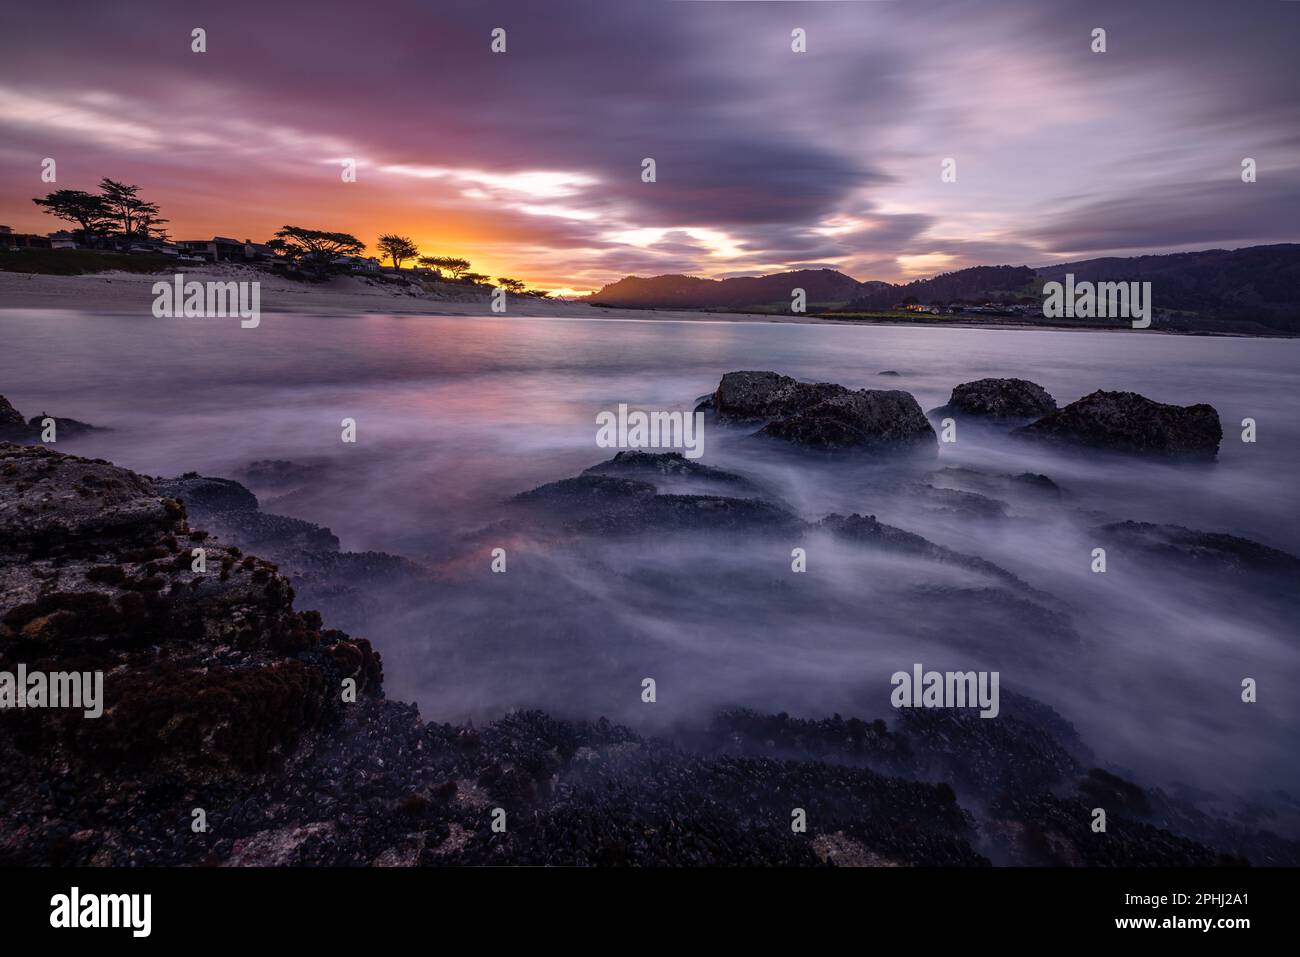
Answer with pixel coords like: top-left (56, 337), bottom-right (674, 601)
top-left (0, 442), bottom-right (173, 552)
top-left (698, 371), bottom-right (935, 453)
top-left (929, 466), bottom-right (1062, 500)
top-left (5, 445), bottom-right (1291, 868)
top-left (1092, 520), bottom-right (1300, 580)
top-left (816, 513), bottom-right (1036, 593)
top-left (912, 484), bottom-right (1010, 519)
top-left (1078, 768), bottom-right (1151, 816)
top-left (0, 395), bottom-right (101, 442)
top-left (0, 444), bottom-right (383, 812)
top-left (931, 378), bottom-right (1057, 419)
top-left (698, 370), bottom-right (844, 421)
top-left (26, 415), bottom-right (100, 439)
top-left (157, 474), bottom-right (260, 513)
top-left (582, 451), bottom-right (761, 493)
top-left (0, 396), bottom-right (26, 430)
top-left (757, 389), bottom-right (936, 452)
top-left (512, 473), bottom-right (800, 536)
top-left (1015, 390), bottom-right (1222, 458)
top-left (987, 793), bottom-right (1227, 866)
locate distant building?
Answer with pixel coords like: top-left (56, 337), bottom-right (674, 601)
top-left (0, 225), bottom-right (52, 250)
top-left (175, 236), bottom-right (277, 263)
top-left (126, 241), bottom-right (180, 256)
top-left (47, 230), bottom-right (80, 250)
top-left (332, 255), bottom-right (380, 273)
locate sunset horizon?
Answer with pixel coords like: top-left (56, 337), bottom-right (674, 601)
top-left (4, 0), bottom-right (1297, 295)
top-left (2, 0), bottom-right (1297, 920)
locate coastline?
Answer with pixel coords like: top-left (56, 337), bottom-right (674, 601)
top-left (0, 268), bottom-right (1291, 337)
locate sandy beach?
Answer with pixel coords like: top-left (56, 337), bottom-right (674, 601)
top-left (0, 267), bottom-right (1218, 335)
top-left (0, 266), bottom-right (833, 324)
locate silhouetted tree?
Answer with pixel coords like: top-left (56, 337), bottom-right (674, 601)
top-left (496, 277), bottom-right (526, 294)
top-left (422, 255), bottom-right (471, 279)
top-left (98, 178), bottom-right (160, 240)
top-left (31, 189), bottom-right (113, 242)
top-left (377, 234), bottom-right (419, 270)
top-left (462, 272), bottom-right (490, 286)
top-left (267, 226), bottom-right (365, 279)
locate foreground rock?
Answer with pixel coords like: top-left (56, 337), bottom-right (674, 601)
top-left (698, 371), bottom-right (935, 452)
top-left (155, 472), bottom-right (421, 627)
top-left (0, 443), bottom-right (382, 802)
top-left (4, 445), bottom-right (1294, 867)
top-left (1015, 390), bottom-right (1222, 458)
top-left (929, 378), bottom-right (1057, 420)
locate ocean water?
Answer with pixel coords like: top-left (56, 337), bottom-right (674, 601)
top-left (3, 311), bottom-right (1298, 808)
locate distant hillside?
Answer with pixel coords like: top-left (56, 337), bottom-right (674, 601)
top-left (588, 268), bottom-right (863, 308)
top-left (842, 265), bottom-right (1039, 311)
top-left (586, 245), bottom-right (1300, 333)
top-left (1034, 245), bottom-right (1300, 329)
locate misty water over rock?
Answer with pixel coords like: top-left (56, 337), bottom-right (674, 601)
top-left (2, 312), bottom-right (1298, 863)
top-left (4, 442), bottom-right (1297, 866)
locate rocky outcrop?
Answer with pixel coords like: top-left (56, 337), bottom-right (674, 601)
top-left (698, 371), bottom-right (935, 452)
top-left (0, 443), bottom-right (382, 803)
top-left (157, 473), bottom-right (260, 513)
top-left (0, 393), bottom-right (99, 442)
top-left (930, 377), bottom-right (1057, 419)
top-left (158, 473), bottom-right (340, 554)
top-left (698, 370), bottom-right (843, 421)
top-left (0, 396), bottom-right (25, 432)
top-left (4, 444), bottom-right (1293, 868)
top-left (1015, 390), bottom-right (1222, 458)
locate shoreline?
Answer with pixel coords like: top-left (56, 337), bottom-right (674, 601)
top-left (1, 269), bottom-right (1294, 337)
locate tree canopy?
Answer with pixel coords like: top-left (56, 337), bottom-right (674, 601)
top-left (420, 255), bottom-right (471, 279)
top-left (31, 189), bottom-right (113, 237)
top-left (377, 234), bottom-right (419, 270)
top-left (268, 226), bottom-right (366, 278)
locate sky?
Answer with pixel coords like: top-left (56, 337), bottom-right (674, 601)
top-left (1, 0), bottom-right (1297, 295)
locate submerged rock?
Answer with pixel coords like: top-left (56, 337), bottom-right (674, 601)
top-left (1015, 390), bottom-right (1222, 458)
top-left (911, 483), bottom-right (1010, 519)
top-left (0, 394), bottom-right (100, 442)
top-left (1092, 520), bottom-right (1300, 580)
top-left (930, 377), bottom-right (1057, 419)
top-left (512, 472), bottom-right (801, 536)
top-left (3, 444), bottom-right (1293, 867)
top-left (815, 512), bottom-right (1036, 594)
top-left (582, 450), bottom-right (762, 494)
top-left (929, 466), bottom-right (1062, 500)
